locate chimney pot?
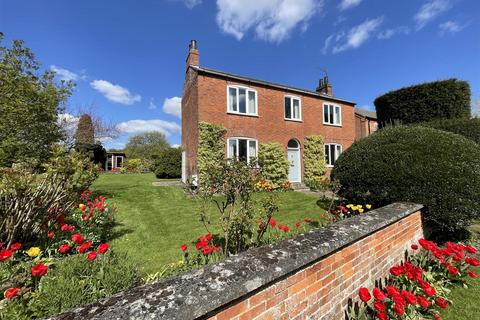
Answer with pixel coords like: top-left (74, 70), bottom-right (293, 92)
top-left (186, 39), bottom-right (199, 68)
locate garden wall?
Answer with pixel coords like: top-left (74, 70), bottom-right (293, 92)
top-left (48, 202), bottom-right (424, 320)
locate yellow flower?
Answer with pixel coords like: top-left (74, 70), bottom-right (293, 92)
top-left (358, 204), bottom-right (363, 209)
top-left (78, 203), bottom-right (87, 211)
top-left (366, 204), bottom-right (372, 209)
top-left (359, 208), bottom-right (364, 213)
top-left (26, 247), bottom-right (41, 258)
top-left (351, 206), bottom-right (358, 211)
top-left (346, 204), bottom-right (353, 208)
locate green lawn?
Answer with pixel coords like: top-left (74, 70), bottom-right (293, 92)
top-left (92, 173), bottom-right (326, 275)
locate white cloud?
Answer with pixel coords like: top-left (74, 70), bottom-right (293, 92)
top-left (414, 0), bottom-right (452, 30)
top-left (377, 26), bottom-right (410, 40)
top-left (338, 0), bottom-right (362, 11)
top-left (323, 16), bottom-right (384, 54)
top-left (58, 113), bottom-right (79, 130)
top-left (50, 65), bottom-right (86, 82)
top-left (149, 98), bottom-right (157, 110)
top-left (439, 20), bottom-right (465, 34)
top-left (90, 80), bottom-right (141, 105)
top-left (171, 144), bottom-right (181, 148)
top-left (216, 0), bottom-right (322, 43)
top-left (116, 119), bottom-right (181, 136)
top-left (183, 0), bottom-right (202, 8)
top-left (163, 96), bottom-right (182, 118)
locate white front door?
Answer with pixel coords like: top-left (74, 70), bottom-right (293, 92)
top-left (288, 149), bottom-right (301, 182)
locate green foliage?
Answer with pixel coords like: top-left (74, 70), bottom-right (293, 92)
top-left (74, 114), bottom-right (95, 145)
top-left (74, 143), bottom-right (106, 166)
top-left (375, 79), bottom-right (471, 127)
top-left (0, 147), bottom-right (98, 246)
top-left (124, 131), bottom-right (169, 161)
top-left (154, 148), bottom-right (181, 179)
top-left (121, 158), bottom-right (152, 173)
top-left (303, 136), bottom-right (326, 189)
top-left (257, 142), bottom-right (290, 187)
top-left (0, 252), bottom-right (140, 319)
top-left (421, 118), bottom-right (480, 145)
top-left (197, 122), bottom-right (226, 183)
top-left (0, 35), bottom-right (73, 168)
top-left (193, 159), bottom-right (279, 255)
top-left (332, 126), bottom-right (480, 238)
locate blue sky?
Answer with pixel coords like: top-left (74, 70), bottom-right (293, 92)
top-left (2, 0), bottom-right (479, 149)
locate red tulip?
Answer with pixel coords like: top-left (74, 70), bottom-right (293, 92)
top-left (31, 263), bottom-right (48, 277)
top-left (3, 288), bottom-right (20, 300)
top-left (98, 243), bottom-right (110, 254)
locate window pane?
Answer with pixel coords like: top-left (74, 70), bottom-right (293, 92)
top-left (228, 88), bottom-right (237, 112)
top-left (248, 91), bottom-right (256, 114)
top-left (325, 145), bottom-right (330, 165)
top-left (285, 97), bottom-right (291, 119)
top-left (228, 139), bottom-right (237, 158)
top-left (334, 106), bottom-right (340, 124)
top-left (239, 88), bottom-right (246, 114)
top-left (249, 140), bottom-right (257, 159)
top-left (324, 105), bottom-right (329, 123)
top-left (336, 145), bottom-right (342, 161)
top-left (329, 105), bottom-right (334, 124)
top-left (293, 99), bottom-right (300, 119)
top-left (330, 145), bottom-right (335, 165)
top-left (238, 139), bottom-right (248, 161)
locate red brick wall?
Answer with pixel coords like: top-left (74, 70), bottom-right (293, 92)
top-left (189, 73), bottom-right (356, 179)
top-left (182, 68), bottom-right (199, 178)
top-left (355, 114), bottom-right (378, 140)
top-left (208, 211), bottom-right (423, 320)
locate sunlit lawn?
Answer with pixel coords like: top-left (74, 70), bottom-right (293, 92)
top-left (92, 173), bottom-right (327, 275)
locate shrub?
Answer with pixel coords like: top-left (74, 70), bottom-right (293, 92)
top-left (331, 126), bottom-right (480, 238)
top-left (421, 118), bottom-right (480, 145)
top-left (154, 148), bottom-right (181, 179)
top-left (0, 252), bottom-right (140, 319)
top-left (122, 158), bottom-right (152, 173)
top-left (258, 142), bottom-right (290, 187)
top-left (0, 147), bottom-right (98, 246)
top-left (374, 79), bottom-right (471, 127)
top-left (197, 122), bottom-right (226, 183)
top-left (303, 136), bottom-right (326, 189)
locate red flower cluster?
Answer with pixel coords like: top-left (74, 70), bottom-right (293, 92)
top-left (82, 196), bottom-right (108, 221)
top-left (195, 233), bottom-right (220, 256)
top-left (0, 249), bottom-right (13, 261)
top-left (61, 224), bottom-right (75, 232)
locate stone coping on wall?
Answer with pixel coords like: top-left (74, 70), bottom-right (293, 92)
top-left (47, 202), bottom-right (423, 320)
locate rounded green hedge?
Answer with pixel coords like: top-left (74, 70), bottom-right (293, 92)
top-left (154, 147), bottom-right (181, 179)
top-left (331, 126), bottom-right (480, 237)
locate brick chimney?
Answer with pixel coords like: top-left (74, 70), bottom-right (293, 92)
top-left (186, 40), bottom-right (199, 68)
top-left (316, 75), bottom-right (333, 96)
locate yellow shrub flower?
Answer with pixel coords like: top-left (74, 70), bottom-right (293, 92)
top-left (26, 247), bottom-right (41, 257)
top-left (359, 208), bottom-right (364, 213)
top-left (366, 204), bottom-right (372, 209)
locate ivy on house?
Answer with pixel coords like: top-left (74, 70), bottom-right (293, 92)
top-left (258, 142), bottom-right (290, 187)
top-left (197, 122), bottom-right (226, 184)
top-left (303, 135), bottom-right (326, 190)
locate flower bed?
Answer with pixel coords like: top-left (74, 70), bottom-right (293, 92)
top-left (354, 239), bottom-right (479, 320)
top-left (0, 190), bottom-right (139, 319)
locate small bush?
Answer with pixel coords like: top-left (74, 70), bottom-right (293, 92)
top-left (122, 158), bottom-right (152, 173)
top-left (375, 79), bottom-right (471, 127)
top-left (332, 126), bottom-right (480, 238)
top-left (303, 136), bottom-right (326, 189)
top-left (421, 118), bottom-right (480, 145)
top-left (154, 148), bottom-right (181, 179)
top-left (0, 252), bottom-right (140, 319)
top-left (258, 142), bottom-right (290, 187)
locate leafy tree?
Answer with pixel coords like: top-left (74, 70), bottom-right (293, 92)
top-left (0, 34), bottom-right (73, 167)
top-left (124, 131), bottom-right (169, 161)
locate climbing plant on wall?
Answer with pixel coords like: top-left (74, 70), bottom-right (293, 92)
top-left (303, 135), bottom-right (326, 190)
top-left (258, 142), bottom-right (290, 187)
top-left (197, 122), bottom-right (226, 184)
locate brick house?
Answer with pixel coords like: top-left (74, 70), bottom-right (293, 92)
top-left (181, 40), bottom-right (359, 184)
top-left (354, 108), bottom-right (378, 140)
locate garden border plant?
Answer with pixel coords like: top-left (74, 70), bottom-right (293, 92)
top-left (303, 135), bottom-right (326, 190)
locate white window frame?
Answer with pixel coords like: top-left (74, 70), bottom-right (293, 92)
top-left (284, 95), bottom-right (302, 121)
top-left (227, 85), bottom-right (258, 116)
top-left (323, 103), bottom-right (342, 126)
top-left (227, 137), bottom-right (258, 163)
top-left (324, 143), bottom-right (342, 167)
